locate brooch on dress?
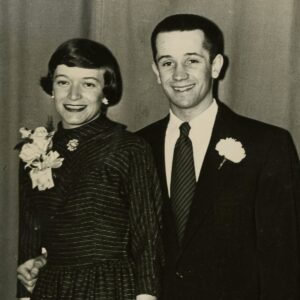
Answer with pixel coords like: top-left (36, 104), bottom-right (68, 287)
top-left (66, 139), bottom-right (79, 151)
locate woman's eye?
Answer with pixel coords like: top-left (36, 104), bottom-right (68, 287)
top-left (56, 80), bottom-right (69, 86)
top-left (83, 82), bottom-right (96, 88)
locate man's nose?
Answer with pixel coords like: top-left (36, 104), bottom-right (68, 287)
top-left (173, 64), bottom-right (188, 81)
top-left (68, 84), bottom-right (81, 100)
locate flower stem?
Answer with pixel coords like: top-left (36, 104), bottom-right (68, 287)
top-left (218, 157), bottom-right (227, 170)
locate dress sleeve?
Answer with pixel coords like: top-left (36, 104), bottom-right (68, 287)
top-left (127, 141), bottom-right (164, 297)
top-left (17, 161), bottom-right (42, 298)
top-left (255, 130), bottom-right (300, 299)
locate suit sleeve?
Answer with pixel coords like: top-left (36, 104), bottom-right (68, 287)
top-left (17, 162), bottom-right (42, 298)
top-left (255, 130), bottom-right (300, 299)
top-left (127, 142), bottom-right (164, 297)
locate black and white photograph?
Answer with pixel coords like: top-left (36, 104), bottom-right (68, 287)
top-left (1, 1), bottom-right (300, 299)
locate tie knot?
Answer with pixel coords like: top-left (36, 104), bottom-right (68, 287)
top-left (179, 122), bottom-right (191, 136)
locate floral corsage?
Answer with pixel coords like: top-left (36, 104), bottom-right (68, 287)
top-left (15, 125), bottom-right (64, 191)
top-left (215, 137), bottom-right (246, 169)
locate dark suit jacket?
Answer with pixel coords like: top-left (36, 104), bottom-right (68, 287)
top-left (137, 102), bottom-right (300, 300)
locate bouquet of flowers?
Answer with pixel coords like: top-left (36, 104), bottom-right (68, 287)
top-left (16, 124), bottom-right (64, 191)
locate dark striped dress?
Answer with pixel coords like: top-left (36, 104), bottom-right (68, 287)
top-left (18, 116), bottom-right (163, 299)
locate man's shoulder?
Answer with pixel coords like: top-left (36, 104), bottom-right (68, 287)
top-left (219, 104), bottom-right (298, 162)
top-left (220, 102), bottom-right (290, 138)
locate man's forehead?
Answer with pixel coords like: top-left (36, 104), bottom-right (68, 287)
top-left (156, 29), bottom-right (205, 40)
top-left (155, 30), bottom-right (207, 55)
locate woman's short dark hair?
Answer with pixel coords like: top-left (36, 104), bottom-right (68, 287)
top-left (151, 14), bottom-right (224, 63)
top-left (41, 38), bottom-right (122, 106)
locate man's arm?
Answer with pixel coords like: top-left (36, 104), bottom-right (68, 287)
top-left (256, 130), bottom-right (300, 298)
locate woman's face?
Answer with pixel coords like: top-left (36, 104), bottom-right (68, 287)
top-left (53, 64), bottom-right (106, 129)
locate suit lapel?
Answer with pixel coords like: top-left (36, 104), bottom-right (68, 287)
top-left (150, 116), bottom-right (169, 201)
top-left (180, 103), bottom-right (234, 254)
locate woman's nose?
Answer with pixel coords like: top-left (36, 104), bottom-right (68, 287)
top-left (68, 84), bottom-right (81, 100)
top-left (173, 64), bottom-right (188, 81)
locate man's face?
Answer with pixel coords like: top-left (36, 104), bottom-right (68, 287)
top-left (152, 30), bottom-right (223, 118)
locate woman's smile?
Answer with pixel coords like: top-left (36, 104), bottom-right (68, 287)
top-left (63, 104), bottom-right (87, 112)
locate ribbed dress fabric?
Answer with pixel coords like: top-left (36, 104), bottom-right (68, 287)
top-left (18, 115), bottom-right (163, 299)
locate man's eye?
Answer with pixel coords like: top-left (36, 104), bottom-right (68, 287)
top-left (161, 61), bottom-right (173, 67)
top-left (187, 59), bottom-right (199, 65)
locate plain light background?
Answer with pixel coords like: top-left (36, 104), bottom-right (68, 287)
top-left (1, 0), bottom-right (300, 298)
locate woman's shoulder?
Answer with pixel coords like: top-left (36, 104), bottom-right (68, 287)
top-left (112, 126), bottom-right (151, 153)
top-left (86, 117), bottom-right (153, 158)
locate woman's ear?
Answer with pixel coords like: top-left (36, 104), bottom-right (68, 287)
top-left (211, 54), bottom-right (224, 79)
top-left (152, 61), bottom-right (161, 84)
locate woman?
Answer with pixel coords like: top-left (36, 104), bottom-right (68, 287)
top-left (16, 38), bottom-right (163, 300)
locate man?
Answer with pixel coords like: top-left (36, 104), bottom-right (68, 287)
top-left (18, 14), bottom-right (300, 299)
top-left (138, 14), bottom-right (300, 299)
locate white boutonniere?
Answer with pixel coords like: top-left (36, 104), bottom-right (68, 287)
top-left (66, 139), bottom-right (79, 151)
top-left (16, 126), bottom-right (64, 191)
top-left (215, 137), bottom-right (246, 169)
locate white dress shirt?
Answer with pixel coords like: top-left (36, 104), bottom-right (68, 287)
top-left (165, 100), bottom-right (218, 196)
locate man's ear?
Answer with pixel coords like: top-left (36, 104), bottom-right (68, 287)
top-left (211, 54), bottom-right (224, 79)
top-left (152, 61), bottom-right (161, 84)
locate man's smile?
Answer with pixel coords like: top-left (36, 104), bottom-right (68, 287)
top-left (172, 83), bottom-right (195, 92)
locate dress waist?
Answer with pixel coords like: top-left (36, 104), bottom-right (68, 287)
top-left (47, 254), bottom-right (132, 267)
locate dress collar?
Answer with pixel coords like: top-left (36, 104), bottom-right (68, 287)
top-left (54, 114), bottom-right (123, 142)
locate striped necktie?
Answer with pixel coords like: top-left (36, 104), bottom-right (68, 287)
top-left (170, 122), bottom-right (196, 244)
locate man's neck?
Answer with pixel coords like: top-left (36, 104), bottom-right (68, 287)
top-left (170, 97), bottom-right (214, 122)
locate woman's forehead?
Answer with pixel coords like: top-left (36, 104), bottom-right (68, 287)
top-left (54, 65), bottom-right (106, 79)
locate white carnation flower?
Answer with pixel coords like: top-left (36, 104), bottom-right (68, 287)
top-left (215, 137), bottom-right (246, 169)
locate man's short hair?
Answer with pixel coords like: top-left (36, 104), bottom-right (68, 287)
top-left (151, 14), bottom-right (224, 63)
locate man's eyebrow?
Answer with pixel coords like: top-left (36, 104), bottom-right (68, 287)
top-left (185, 52), bottom-right (204, 58)
top-left (157, 52), bottom-right (205, 63)
top-left (157, 55), bottom-right (172, 63)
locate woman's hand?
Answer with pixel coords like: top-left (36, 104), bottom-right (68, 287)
top-left (17, 255), bottom-right (47, 292)
top-left (136, 294), bottom-right (157, 300)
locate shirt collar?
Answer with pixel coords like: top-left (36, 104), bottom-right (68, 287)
top-left (168, 99), bottom-right (218, 131)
